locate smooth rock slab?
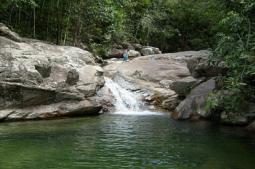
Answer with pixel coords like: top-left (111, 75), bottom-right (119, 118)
top-left (0, 100), bottom-right (102, 121)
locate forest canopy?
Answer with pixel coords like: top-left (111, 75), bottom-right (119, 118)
top-left (1, 0), bottom-right (226, 51)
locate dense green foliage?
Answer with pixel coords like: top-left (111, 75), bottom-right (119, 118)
top-left (0, 0), bottom-right (254, 113)
top-left (0, 0), bottom-right (224, 52)
top-left (208, 0), bottom-right (255, 113)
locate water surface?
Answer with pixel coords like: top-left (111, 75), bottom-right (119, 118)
top-left (0, 113), bottom-right (254, 169)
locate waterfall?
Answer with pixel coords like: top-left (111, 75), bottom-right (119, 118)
top-left (104, 77), bottom-right (141, 112)
top-left (104, 77), bottom-right (162, 116)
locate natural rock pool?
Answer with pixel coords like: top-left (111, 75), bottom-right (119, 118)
top-left (0, 113), bottom-right (254, 169)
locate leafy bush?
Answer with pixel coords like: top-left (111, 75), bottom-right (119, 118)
top-left (207, 1), bottom-right (255, 113)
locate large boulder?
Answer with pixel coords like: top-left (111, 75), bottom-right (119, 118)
top-left (104, 51), bottom-right (210, 110)
top-left (170, 76), bottom-right (198, 96)
top-left (185, 50), bottom-right (226, 78)
top-left (128, 50), bottom-right (141, 58)
top-left (0, 25), bottom-right (104, 121)
top-left (175, 79), bottom-right (216, 120)
top-left (106, 48), bottom-right (123, 58)
top-left (141, 46), bottom-right (162, 56)
top-left (0, 100), bottom-right (102, 121)
top-left (0, 23), bottom-right (22, 42)
top-left (132, 43), bottom-right (143, 51)
top-left (104, 53), bottom-right (192, 82)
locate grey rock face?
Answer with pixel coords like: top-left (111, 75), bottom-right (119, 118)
top-left (104, 51), bottom-right (210, 110)
top-left (0, 100), bottom-right (102, 121)
top-left (128, 50), bottom-right (141, 58)
top-left (185, 50), bottom-right (226, 78)
top-left (175, 79), bottom-right (216, 120)
top-left (141, 46), bottom-right (162, 56)
top-left (0, 25), bottom-right (104, 121)
top-left (106, 48), bottom-right (123, 58)
top-left (170, 76), bottom-right (197, 96)
top-left (0, 23), bottom-right (22, 42)
top-left (159, 80), bottom-right (174, 89)
top-left (66, 69), bottom-right (79, 85)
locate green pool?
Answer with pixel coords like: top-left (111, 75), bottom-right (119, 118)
top-left (0, 113), bottom-right (254, 169)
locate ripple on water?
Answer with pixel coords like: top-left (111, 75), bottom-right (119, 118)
top-left (0, 114), bottom-right (254, 169)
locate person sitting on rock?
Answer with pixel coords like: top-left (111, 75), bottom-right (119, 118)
top-left (123, 49), bottom-right (129, 62)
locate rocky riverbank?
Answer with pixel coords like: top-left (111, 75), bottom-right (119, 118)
top-left (0, 23), bottom-right (254, 131)
top-left (103, 50), bottom-right (255, 130)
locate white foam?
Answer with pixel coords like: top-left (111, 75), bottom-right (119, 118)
top-left (104, 77), bottom-right (141, 112)
top-left (104, 77), bottom-right (164, 116)
top-left (112, 111), bottom-right (163, 116)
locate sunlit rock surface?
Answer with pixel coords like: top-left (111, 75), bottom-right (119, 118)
top-left (104, 50), bottom-right (211, 111)
top-left (0, 24), bottom-right (104, 121)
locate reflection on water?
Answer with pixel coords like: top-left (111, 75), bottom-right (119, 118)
top-left (112, 110), bottom-right (163, 116)
top-left (0, 113), bottom-right (254, 169)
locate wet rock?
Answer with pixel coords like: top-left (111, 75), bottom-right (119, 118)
top-left (0, 110), bottom-right (13, 120)
top-left (3, 100), bottom-right (102, 121)
top-left (161, 95), bottom-right (180, 111)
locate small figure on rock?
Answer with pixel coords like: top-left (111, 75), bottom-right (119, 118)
top-left (123, 49), bottom-right (129, 62)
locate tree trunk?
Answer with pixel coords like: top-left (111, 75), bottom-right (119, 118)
top-left (33, 7), bottom-right (36, 38)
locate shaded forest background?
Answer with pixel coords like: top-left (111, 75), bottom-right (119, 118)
top-left (0, 0), bottom-right (255, 113)
top-left (0, 0), bottom-right (230, 52)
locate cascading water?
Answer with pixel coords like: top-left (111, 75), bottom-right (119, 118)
top-left (104, 77), bottom-right (161, 115)
top-left (104, 77), bottom-right (141, 112)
